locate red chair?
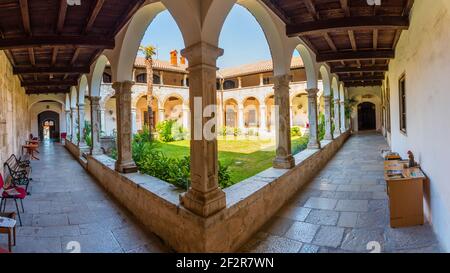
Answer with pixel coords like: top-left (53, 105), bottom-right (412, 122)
top-left (0, 174), bottom-right (25, 226)
top-left (0, 247), bottom-right (10, 253)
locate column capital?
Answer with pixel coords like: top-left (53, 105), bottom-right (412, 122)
top-left (77, 103), bottom-right (85, 108)
top-left (90, 96), bottom-right (101, 105)
top-left (112, 81), bottom-right (135, 93)
top-left (181, 42), bottom-right (223, 68)
top-left (323, 95), bottom-right (332, 100)
top-left (306, 88), bottom-right (320, 97)
top-left (273, 74), bottom-right (290, 88)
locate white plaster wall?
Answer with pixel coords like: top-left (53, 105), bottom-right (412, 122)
top-left (387, 0), bottom-right (450, 252)
top-left (348, 86), bottom-right (382, 132)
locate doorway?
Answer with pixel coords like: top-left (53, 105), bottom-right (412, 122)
top-left (357, 102), bottom-right (376, 131)
top-left (38, 111), bottom-right (60, 141)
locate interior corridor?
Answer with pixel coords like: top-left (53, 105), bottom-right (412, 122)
top-left (241, 133), bottom-right (441, 253)
top-left (0, 142), bottom-right (170, 253)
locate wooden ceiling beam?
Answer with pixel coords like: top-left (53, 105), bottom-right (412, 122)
top-left (331, 65), bottom-right (388, 73)
top-left (340, 75), bottom-right (385, 82)
top-left (84, 0), bottom-right (105, 34)
top-left (26, 88), bottom-right (70, 95)
top-left (13, 66), bottom-right (89, 75)
top-left (56, 0), bottom-right (68, 33)
top-left (19, 0), bottom-right (31, 35)
top-left (303, 0), bottom-right (319, 20)
top-left (261, 0), bottom-right (292, 25)
top-left (28, 48), bottom-right (35, 66)
top-left (0, 36), bottom-right (115, 50)
top-left (344, 81), bottom-right (382, 87)
top-left (110, 0), bottom-right (146, 37)
top-left (21, 80), bottom-right (78, 87)
top-left (317, 50), bottom-right (395, 62)
top-left (340, 0), bottom-right (350, 16)
top-left (287, 16), bottom-right (409, 37)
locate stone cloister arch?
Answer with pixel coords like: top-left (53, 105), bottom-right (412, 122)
top-left (224, 98), bottom-right (239, 128)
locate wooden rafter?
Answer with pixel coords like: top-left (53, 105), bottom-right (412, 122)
top-left (261, 0), bottom-right (292, 25)
top-left (317, 51), bottom-right (395, 62)
top-left (21, 80), bottom-right (78, 87)
top-left (56, 0), bottom-right (68, 33)
top-left (0, 36), bottom-right (115, 50)
top-left (84, 0), bottom-right (105, 34)
top-left (331, 65), bottom-right (388, 74)
top-left (286, 16), bottom-right (409, 37)
top-left (14, 66), bottom-right (90, 75)
top-left (19, 0), bottom-right (31, 35)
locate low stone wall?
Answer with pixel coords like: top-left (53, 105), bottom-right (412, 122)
top-left (65, 140), bottom-right (80, 158)
top-left (67, 131), bottom-right (350, 252)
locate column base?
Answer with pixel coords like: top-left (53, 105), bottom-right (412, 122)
top-left (334, 130), bottom-right (342, 137)
top-left (115, 160), bottom-right (138, 173)
top-left (78, 143), bottom-right (91, 155)
top-left (180, 187), bottom-right (226, 217)
top-left (91, 148), bottom-right (103, 156)
top-left (273, 155), bottom-right (295, 169)
top-left (307, 141), bottom-right (321, 150)
top-left (324, 133), bottom-right (334, 141)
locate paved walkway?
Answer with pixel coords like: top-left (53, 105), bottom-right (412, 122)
top-left (241, 133), bottom-right (441, 253)
top-left (1, 142), bottom-right (170, 253)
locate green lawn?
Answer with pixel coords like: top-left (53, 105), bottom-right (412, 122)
top-left (153, 136), bottom-right (309, 184)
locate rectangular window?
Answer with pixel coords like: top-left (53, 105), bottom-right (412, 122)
top-left (399, 74), bottom-right (407, 133)
top-left (263, 77), bottom-right (270, 85)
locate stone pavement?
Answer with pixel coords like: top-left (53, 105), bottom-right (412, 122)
top-left (241, 133), bottom-right (442, 253)
top-left (0, 142), bottom-right (170, 253)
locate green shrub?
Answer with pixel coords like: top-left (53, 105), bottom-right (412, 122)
top-left (233, 127), bottom-right (241, 137)
top-left (318, 113), bottom-right (326, 140)
top-left (84, 121), bottom-right (92, 147)
top-left (291, 126), bottom-right (302, 137)
top-left (172, 122), bottom-right (187, 141)
top-left (156, 120), bottom-right (176, 142)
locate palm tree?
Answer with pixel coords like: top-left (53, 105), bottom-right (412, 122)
top-left (139, 45), bottom-right (157, 141)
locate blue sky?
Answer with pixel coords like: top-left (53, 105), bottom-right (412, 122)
top-left (140, 5), bottom-right (276, 69)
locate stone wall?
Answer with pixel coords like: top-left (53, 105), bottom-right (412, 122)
top-left (0, 51), bottom-right (30, 174)
top-left (75, 131), bottom-right (349, 252)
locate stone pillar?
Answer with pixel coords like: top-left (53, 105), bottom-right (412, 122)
top-left (160, 71), bottom-right (164, 85)
top-left (158, 108), bottom-right (165, 124)
top-left (259, 105), bottom-right (267, 133)
top-left (77, 103), bottom-right (89, 150)
top-left (112, 81), bottom-right (138, 173)
top-left (238, 103), bottom-right (245, 129)
top-left (180, 42), bottom-right (226, 217)
top-left (131, 108), bottom-right (137, 134)
top-left (237, 77), bottom-right (242, 89)
top-left (182, 104), bottom-right (189, 130)
top-left (334, 99), bottom-right (341, 136)
top-left (259, 73), bottom-right (264, 86)
top-left (183, 74), bottom-right (188, 87)
top-left (307, 88), bottom-right (321, 149)
top-left (273, 75), bottom-right (295, 169)
top-left (100, 108), bottom-right (106, 135)
top-left (323, 95), bottom-right (333, 140)
top-left (340, 100), bottom-right (346, 132)
top-left (90, 96), bottom-right (102, 155)
top-left (71, 107), bottom-right (77, 142)
top-left (65, 110), bottom-right (71, 140)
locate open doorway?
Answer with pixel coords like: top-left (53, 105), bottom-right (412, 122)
top-left (357, 102), bottom-right (376, 131)
top-left (38, 111), bottom-right (60, 141)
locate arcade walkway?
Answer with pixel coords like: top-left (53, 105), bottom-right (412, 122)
top-left (241, 133), bottom-right (441, 253)
top-left (0, 142), bottom-right (170, 253)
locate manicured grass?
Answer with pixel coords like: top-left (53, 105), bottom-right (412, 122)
top-left (153, 136), bottom-right (309, 184)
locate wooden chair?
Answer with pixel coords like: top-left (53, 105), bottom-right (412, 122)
top-left (0, 212), bottom-right (16, 253)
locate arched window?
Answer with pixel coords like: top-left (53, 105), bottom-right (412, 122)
top-left (153, 74), bottom-right (161, 85)
top-left (102, 73), bottom-right (112, 83)
top-left (136, 73), bottom-right (147, 83)
top-left (223, 80), bottom-right (236, 90)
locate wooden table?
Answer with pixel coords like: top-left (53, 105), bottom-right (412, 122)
top-left (0, 213), bottom-right (17, 253)
top-left (384, 160), bottom-right (426, 228)
top-left (22, 144), bottom-right (39, 160)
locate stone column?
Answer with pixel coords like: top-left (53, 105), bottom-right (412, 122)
top-left (131, 108), bottom-right (137, 134)
top-left (160, 71), bottom-right (164, 85)
top-left (180, 42), bottom-right (226, 217)
top-left (334, 99), bottom-right (341, 136)
top-left (71, 107), bottom-right (77, 142)
top-left (273, 75), bottom-right (295, 169)
top-left (306, 88), bottom-right (321, 149)
top-left (183, 74), bottom-right (188, 87)
top-left (323, 95), bottom-right (333, 140)
top-left (340, 100), bottom-right (346, 132)
top-left (112, 81), bottom-right (138, 173)
top-left (259, 73), bottom-right (264, 86)
top-left (238, 103), bottom-right (245, 129)
top-left (90, 96), bottom-right (102, 155)
top-left (158, 108), bottom-right (165, 124)
top-left (259, 105), bottom-right (267, 133)
top-left (182, 104), bottom-right (190, 130)
top-left (65, 110), bottom-right (71, 140)
top-left (238, 77), bottom-right (242, 89)
top-left (100, 108), bottom-right (106, 135)
top-left (77, 103), bottom-right (89, 150)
